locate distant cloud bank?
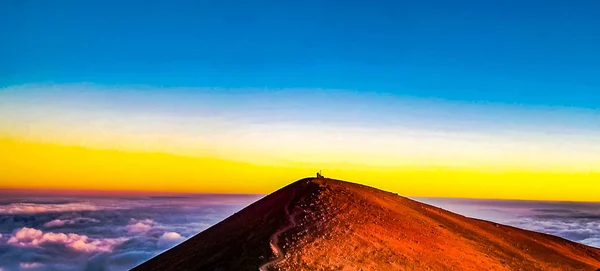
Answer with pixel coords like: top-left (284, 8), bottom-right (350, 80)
top-left (418, 198), bottom-right (600, 248)
top-left (0, 202), bottom-right (102, 214)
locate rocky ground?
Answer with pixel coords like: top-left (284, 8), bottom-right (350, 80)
top-left (134, 177), bottom-right (600, 271)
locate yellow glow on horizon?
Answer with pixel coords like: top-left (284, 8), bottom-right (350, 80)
top-left (0, 138), bottom-right (312, 194)
top-left (1, 138), bottom-right (599, 202)
top-left (2, 84), bottom-right (599, 200)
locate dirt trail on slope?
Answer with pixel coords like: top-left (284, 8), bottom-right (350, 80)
top-left (259, 192), bottom-right (302, 271)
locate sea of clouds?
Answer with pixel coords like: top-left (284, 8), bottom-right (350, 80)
top-left (1, 193), bottom-right (598, 271)
top-left (417, 197), bottom-right (600, 249)
top-left (0, 194), bottom-right (260, 271)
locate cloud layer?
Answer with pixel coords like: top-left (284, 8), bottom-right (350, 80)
top-left (0, 194), bottom-right (259, 271)
top-left (0, 202), bottom-right (102, 214)
top-left (418, 198), bottom-right (600, 248)
top-left (8, 227), bottom-right (127, 253)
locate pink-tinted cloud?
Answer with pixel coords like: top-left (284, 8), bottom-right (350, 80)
top-left (126, 219), bottom-right (154, 233)
top-left (43, 219), bottom-right (67, 228)
top-left (157, 232), bottom-right (185, 248)
top-left (20, 262), bottom-right (43, 269)
top-left (8, 227), bottom-right (127, 253)
top-left (7, 228), bottom-right (43, 246)
top-left (67, 237), bottom-right (127, 253)
top-left (0, 202), bottom-right (101, 214)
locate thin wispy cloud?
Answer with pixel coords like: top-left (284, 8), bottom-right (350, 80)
top-left (43, 217), bottom-right (100, 228)
top-left (0, 202), bottom-right (102, 214)
top-left (19, 263), bottom-right (43, 270)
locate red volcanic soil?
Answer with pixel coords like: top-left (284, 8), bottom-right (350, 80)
top-left (133, 178), bottom-right (600, 271)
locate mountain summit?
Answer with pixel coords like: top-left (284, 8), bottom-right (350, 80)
top-left (133, 177), bottom-right (600, 271)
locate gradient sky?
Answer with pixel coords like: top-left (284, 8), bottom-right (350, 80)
top-left (2, 1), bottom-right (600, 201)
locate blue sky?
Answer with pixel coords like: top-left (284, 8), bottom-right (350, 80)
top-left (3, 0), bottom-right (600, 108)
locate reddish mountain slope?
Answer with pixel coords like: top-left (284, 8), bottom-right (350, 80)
top-left (133, 178), bottom-right (600, 271)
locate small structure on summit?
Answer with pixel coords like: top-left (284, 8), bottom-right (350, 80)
top-left (316, 171), bottom-right (324, 179)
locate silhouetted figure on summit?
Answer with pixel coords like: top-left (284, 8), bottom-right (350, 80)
top-left (316, 171), bottom-right (324, 179)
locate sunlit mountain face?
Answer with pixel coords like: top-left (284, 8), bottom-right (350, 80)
top-left (130, 178), bottom-right (600, 271)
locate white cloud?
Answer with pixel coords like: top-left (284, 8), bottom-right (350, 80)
top-left (8, 227), bottom-right (127, 253)
top-left (0, 202), bottom-right (100, 214)
top-left (157, 232), bottom-right (185, 248)
top-left (581, 237), bottom-right (600, 248)
top-left (20, 262), bottom-right (43, 269)
top-left (126, 219), bottom-right (154, 233)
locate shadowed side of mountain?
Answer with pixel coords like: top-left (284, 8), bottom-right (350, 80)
top-left (132, 178), bottom-right (318, 271)
top-left (133, 177), bottom-right (600, 271)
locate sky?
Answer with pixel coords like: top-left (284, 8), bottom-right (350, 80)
top-left (1, 1), bottom-right (600, 201)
